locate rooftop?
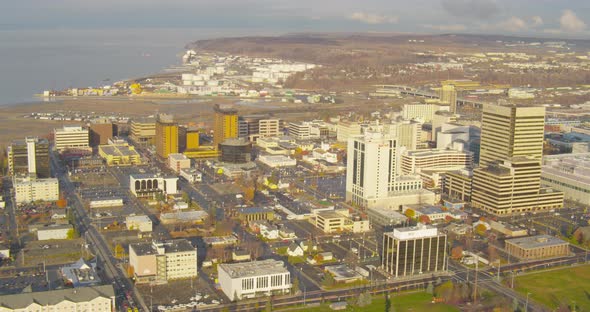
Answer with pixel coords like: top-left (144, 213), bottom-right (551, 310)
top-left (219, 259), bottom-right (289, 279)
top-left (238, 207), bottom-right (273, 214)
top-left (131, 239), bottom-right (195, 256)
top-left (0, 285), bottom-right (114, 309)
top-left (506, 235), bottom-right (567, 249)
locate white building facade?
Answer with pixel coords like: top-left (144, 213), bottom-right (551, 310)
top-left (218, 259), bottom-right (291, 300)
top-left (54, 126), bottom-right (90, 151)
top-left (14, 177), bottom-right (59, 204)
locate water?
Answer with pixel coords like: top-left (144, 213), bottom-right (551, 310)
top-left (0, 28), bottom-right (275, 106)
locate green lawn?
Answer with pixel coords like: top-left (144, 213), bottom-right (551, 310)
top-left (280, 291), bottom-right (458, 312)
top-left (515, 264), bottom-right (590, 311)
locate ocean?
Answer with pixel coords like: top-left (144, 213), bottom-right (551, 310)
top-left (0, 28), bottom-right (273, 106)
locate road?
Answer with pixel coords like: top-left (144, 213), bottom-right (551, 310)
top-left (50, 151), bottom-right (149, 311)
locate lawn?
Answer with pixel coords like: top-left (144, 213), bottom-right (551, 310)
top-left (280, 291), bottom-right (459, 312)
top-left (515, 264), bottom-right (590, 311)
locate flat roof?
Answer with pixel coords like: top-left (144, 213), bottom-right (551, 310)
top-left (219, 259), bottom-right (288, 279)
top-left (506, 235), bottom-right (567, 249)
top-left (238, 207), bottom-right (273, 214)
top-left (131, 239), bottom-right (195, 256)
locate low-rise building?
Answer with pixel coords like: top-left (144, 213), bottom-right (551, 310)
top-left (60, 258), bottom-right (101, 288)
top-left (159, 210), bottom-right (208, 224)
top-left (129, 239), bottom-right (197, 283)
top-left (89, 198), bottom-right (123, 209)
top-left (217, 259), bottom-right (291, 300)
top-left (36, 224), bottom-right (73, 241)
top-left (179, 168), bottom-right (202, 183)
top-left (541, 153), bottom-right (590, 205)
top-left (13, 176), bottom-right (59, 204)
top-left (505, 235), bottom-right (569, 260)
top-left (98, 143), bottom-right (141, 166)
top-left (237, 207), bottom-right (275, 222)
top-left (126, 215), bottom-right (153, 232)
top-left (0, 285), bottom-right (115, 312)
top-left (129, 174), bottom-right (178, 199)
top-left (232, 249), bottom-right (251, 262)
top-left (311, 209), bottom-right (370, 233)
top-left (168, 153), bottom-right (191, 173)
top-left (367, 207), bottom-right (407, 229)
top-left (382, 225), bottom-right (447, 278)
top-left (257, 155), bottom-right (297, 168)
top-left (488, 220), bottom-right (528, 237)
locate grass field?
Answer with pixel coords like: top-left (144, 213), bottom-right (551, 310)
top-left (281, 291), bottom-right (459, 312)
top-left (515, 264), bottom-right (590, 311)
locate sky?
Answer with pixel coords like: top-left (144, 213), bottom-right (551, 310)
top-left (2, 0), bottom-right (589, 38)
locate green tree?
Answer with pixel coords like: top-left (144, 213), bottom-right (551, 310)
top-left (292, 276), bottom-right (300, 294)
top-left (322, 271), bottom-right (335, 287)
top-left (66, 228), bottom-right (78, 239)
top-left (404, 209), bottom-right (415, 219)
top-left (114, 244), bottom-right (124, 259)
top-left (265, 296), bottom-right (272, 312)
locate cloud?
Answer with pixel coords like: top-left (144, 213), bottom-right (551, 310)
top-left (531, 16), bottom-right (543, 27)
top-left (441, 0), bottom-right (500, 20)
top-left (496, 16), bottom-right (528, 32)
top-left (559, 9), bottom-right (586, 32)
top-left (349, 12), bottom-right (398, 24)
top-left (423, 24), bottom-right (467, 32)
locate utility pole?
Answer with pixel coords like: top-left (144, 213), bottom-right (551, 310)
top-left (525, 292), bottom-right (531, 311)
top-left (473, 259), bottom-right (479, 305)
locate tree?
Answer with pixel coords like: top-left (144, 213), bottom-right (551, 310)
top-left (385, 292), bottom-right (393, 312)
top-left (475, 224), bottom-right (488, 236)
top-left (426, 282), bottom-right (434, 295)
top-left (127, 265), bottom-right (135, 278)
top-left (322, 271), bottom-right (335, 287)
top-left (291, 276), bottom-right (300, 294)
top-left (66, 228), bottom-right (78, 239)
top-left (404, 209), bottom-right (415, 218)
top-left (114, 244), bottom-right (124, 259)
top-left (358, 291), bottom-right (372, 307)
top-left (418, 215), bottom-right (431, 224)
top-left (242, 186), bottom-right (255, 202)
top-left (451, 246), bottom-right (464, 260)
top-left (265, 296), bottom-right (272, 312)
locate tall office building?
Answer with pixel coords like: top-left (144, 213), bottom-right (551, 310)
top-left (130, 118), bottom-right (156, 147)
top-left (155, 114), bottom-right (179, 159)
top-left (479, 104), bottom-right (545, 167)
top-left (346, 125), bottom-right (425, 208)
top-left (54, 126), bottom-right (90, 151)
top-left (7, 137), bottom-right (50, 178)
top-left (439, 84), bottom-right (458, 113)
top-left (89, 118), bottom-right (114, 147)
top-left (472, 103), bottom-right (563, 215)
top-left (214, 104), bottom-right (239, 147)
top-left (382, 225), bottom-right (447, 278)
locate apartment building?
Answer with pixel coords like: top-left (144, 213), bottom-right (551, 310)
top-left (0, 285), bottom-right (115, 312)
top-left (54, 126), bottom-right (90, 151)
top-left (129, 239), bottom-right (197, 283)
top-left (13, 176), bottom-right (59, 204)
top-left (7, 137), bottom-right (50, 178)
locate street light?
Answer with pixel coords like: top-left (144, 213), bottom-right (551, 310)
top-left (525, 292), bottom-right (532, 311)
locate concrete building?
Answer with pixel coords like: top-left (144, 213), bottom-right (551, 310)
top-left (89, 119), bottom-right (114, 146)
top-left (439, 83), bottom-right (458, 113)
top-left (473, 104), bottom-right (563, 215)
top-left (432, 111), bottom-right (458, 143)
top-left (346, 126), bottom-right (426, 208)
top-left (382, 225), bottom-right (447, 278)
top-left (541, 153), bottom-right (590, 205)
top-left (13, 176), bottom-right (59, 204)
top-left (155, 114), bottom-right (179, 159)
top-left (258, 155), bottom-right (297, 168)
top-left (505, 235), bottom-right (569, 260)
top-left (237, 207), bottom-right (275, 222)
top-left (336, 120), bottom-right (362, 142)
top-left (98, 142), bottom-right (141, 166)
top-left (214, 104), bottom-right (239, 147)
top-left (436, 123), bottom-right (470, 150)
top-left (258, 119), bottom-right (281, 138)
top-left (217, 259), bottom-right (291, 300)
top-left (366, 207), bottom-right (407, 229)
top-left (239, 115), bottom-right (280, 140)
top-left (402, 103), bottom-right (449, 122)
top-left (179, 168), bottom-right (202, 183)
top-left (54, 126), bottom-right (90, 152)
top-left (311, 210), bottom-right (370, 234)
top-left (36, 224), bottom-right (73, 241)
top-left (401, 148), bottom-right (473, 189)
top-left (0, 285), bottom-right (115, 312)
top-left (473, 157), bottom-right (563, 215)
top-left (442, 169), bottom-right (473, 202)
top-left (479, 104), bottom-right (545, 167)
top-left (168, 153), bottom-right (191, 173)
top-left (7, 137), bottom-right (50, 178)
top-left (129, 174), bottom-right (178, 199)
top-left (130, 117), bottom-right (156, 147)
top-left (126, 215), bottom-right (153, 232)
top-left (287, 121), bottom-right (330, 140)
top-left (129, 239), bottom-right (197, 283)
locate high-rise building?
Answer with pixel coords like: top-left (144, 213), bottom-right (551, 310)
top-left (214, 105), bottom-right (239, 147)
top-left (479, 104), bottom-right (545, 167)
top-left (439, 84), bottom-right (458, 113)
top-left (89, 118), bottom-right (114, 146)
top-left (155, 114), bottom-right (179, 159)
top-left (54, 126), bottom-right (90, 152)
top-left (238, 115), bottom-right (280, 141)
top-left (7, 137), bottom-right (50, 178)
top-left (402, 103), bottom-right (449, 123)
top-left (382, 225), bottom-right (447, 278)
top-left (345, 126), bottom-right (425, 207)
top-left (130, 118), bottom-right (156, 147)
top-left (472, 103), bottom-right (563, 215)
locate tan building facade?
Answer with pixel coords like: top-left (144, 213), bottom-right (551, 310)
top-left (505, 235), bottom-right (569, 260)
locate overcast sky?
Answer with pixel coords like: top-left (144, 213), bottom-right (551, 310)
top-left (3, 0), bottom-right (589, 38)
